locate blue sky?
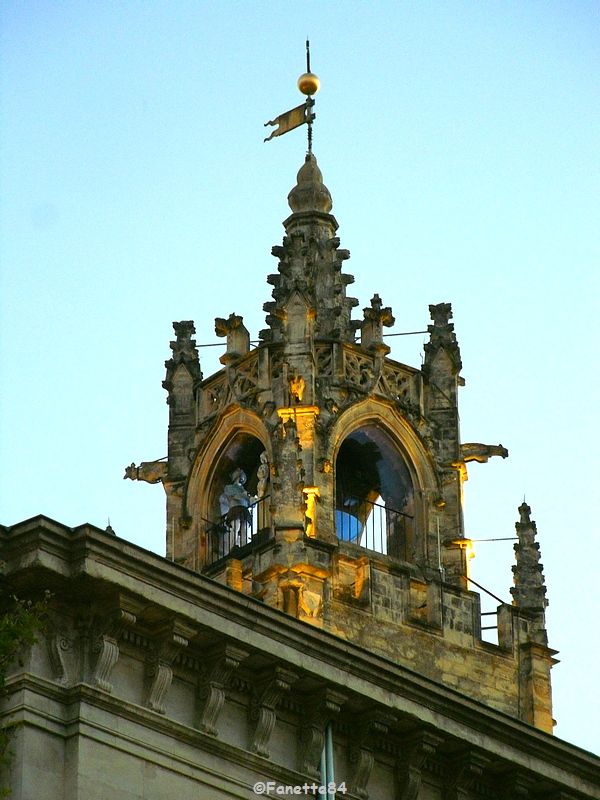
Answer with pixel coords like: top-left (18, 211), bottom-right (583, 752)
top-left (1, 1), bottom-right (598, 753)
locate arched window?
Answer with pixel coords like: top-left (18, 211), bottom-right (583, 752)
top-left (205, 432), bottom-right (269, 562)
top-left (335, 425), bottom-right (415, 560)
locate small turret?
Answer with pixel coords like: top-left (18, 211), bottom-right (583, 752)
top-left (360, 294), bottom-right (394, 355)
top-left (511, 501), bottom-right (548, 644)
top-left (262, 154), bottom-right (358, 344)
top-left (423, 302), bottom-right (462, 381)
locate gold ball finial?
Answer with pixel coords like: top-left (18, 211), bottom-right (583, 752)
top-left (297, 72), bottom-right (320, 96)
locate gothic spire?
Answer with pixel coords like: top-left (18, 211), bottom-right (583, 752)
top-left (261, 154), bottom-right (359, 344)
top-left (510, 501), bottom-right (548, 644)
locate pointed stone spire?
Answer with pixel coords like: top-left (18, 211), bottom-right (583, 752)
top-left (162, 321), bottom-right (201, 480)
top-left (287, 153), bottom-right (332, 215)
top-left (162, 321), bottom-right (202, 390)
top-left (511, 502), bottom-right (548, 644)
top-left (360, 293), bottom-right (395, 354)
top-left (261, 154), bottom-right (359, 344)
top-left (423, 303), bottom-right (462, 377)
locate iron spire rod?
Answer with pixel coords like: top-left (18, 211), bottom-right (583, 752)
top-left (306, 38), bottom-right (313, 155)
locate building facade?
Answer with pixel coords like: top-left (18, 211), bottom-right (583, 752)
top-left (1, 155), bottom-right (598, 799)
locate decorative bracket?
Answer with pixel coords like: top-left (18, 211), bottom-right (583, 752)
top-left (145, 620), bottom-right (195, 714)
top-left (196, 643), bottom-right (249, 736)
top-left (395, 729), bottom-right (443, 800)
top-left (349, 710), bottom-right (396, 799)
top-left (249, 666), bottom-right (298, 758)
top-left (444, 750), bottom-right (490, 800)
top-left (46, 621), bottom-right (75, 687)
top-left (91, 599), bottom-right (140, 693)
top-left (298, 688), bottom-right (346, 779)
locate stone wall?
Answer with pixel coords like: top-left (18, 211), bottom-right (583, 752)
top-left (1, 518), bottom-right (596, 800)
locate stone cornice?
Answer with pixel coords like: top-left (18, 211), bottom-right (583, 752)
top-left (2, 516), bottom-right (599, 797)
top-left (0, 674), bottom-right (312, 790)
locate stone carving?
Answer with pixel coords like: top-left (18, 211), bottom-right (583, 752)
top-left (315, 345), bottom-right (333, 376)
top-left (298, 588), bottom-right (322, 618)
top-left (232, 351), bottom-right (259, 400)
top-left (257, 452), bottom-right (270, 498)
top-left (423, 302), bottom-right (462, 376)
top-left (93, 637), bottom-right (120, 693)
top-left (349, 711), bottom-right (395, 799)
top-left (91, 608), bottom-right (137, 693)
top-left (215, 312), bottom-right (250, 364)
top-left (298, 689), bottom-right (346, 778)
top-left (145, 625), bottom-right (191, 714)
top-left (47, 629), bottom-right (75, 686)
top-left (344, 350), bottom-right (373, 390)
top-left (289, 374), bottom-right (305, 403)
top-left (219, 468), bottom-right (257, 549)
top-left (395, 730), bottom-right (442, 800)
top-left (360, 293), bottom-right (395, 353)
top-left (196, 644), bottom-right (249, 736)
top-left (124, 460), bottom-right (168, 484)
top-left (162, 320), bottom-right (202, 393)
top-left (498, 772), bottom-right (534, 799)
top-left (444, 751), bottom-right (489, 800)
top-left (249, 667), bottom-right (298, 758)
top-left (511, 503), bottom-right (548, 641)
top-left (262, 158), bottom-right (359, 344)
top-left (350, 747), bottom-right (373, 799)
top-left (460, 443), bottom-right (508, 463)
top-left (376, 364), bottom-right (412, 404)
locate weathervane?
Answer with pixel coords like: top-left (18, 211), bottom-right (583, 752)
top-left (264, 39), bottom-right (320, 153)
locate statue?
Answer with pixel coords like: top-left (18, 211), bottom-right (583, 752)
top-left (219, 468), bottom-right (257, 549)
top-left (257, 452), bottom-right (270, 499)
top-left (255, 452), bottom-right (271, 533)
top-left (289, 374), bottom-right (305, 403)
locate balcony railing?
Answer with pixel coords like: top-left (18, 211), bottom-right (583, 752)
top-left (205, 495), bottom-right (271, 566)
top-left (336, 497), bottom-right (413, 559)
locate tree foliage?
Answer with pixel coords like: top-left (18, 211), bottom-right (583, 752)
top-left (0, 591), bottom-right (49, 794)
top-left (0, 594), bottom-right (48, 690)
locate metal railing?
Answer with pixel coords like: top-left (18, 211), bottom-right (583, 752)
top-left (205, 495), bottom-right (271, 566)
top-left (336, 497), bottom-right (413, 559)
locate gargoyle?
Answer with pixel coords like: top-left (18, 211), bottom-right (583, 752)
top-left (460, 443), bottom-right (508, 464)
top-left (289, 374), bottom-right (305, 403)
top-left (123, 460), bottom-right (168, 484)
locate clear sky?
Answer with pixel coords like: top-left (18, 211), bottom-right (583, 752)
top-left (1, 1), bottom-right (598, 754)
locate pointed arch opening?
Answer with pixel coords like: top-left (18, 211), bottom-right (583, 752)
top-left (203, 431), bottom-right (271, 565)
top-left (335, 424), bottom-right (415, 560)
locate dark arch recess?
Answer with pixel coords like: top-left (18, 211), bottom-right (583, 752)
top-left (335, 424), bottom-right (415, 559)
top-left (208, 432), bottom-right (265, 523)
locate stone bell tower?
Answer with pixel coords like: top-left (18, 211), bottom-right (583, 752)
top-left (126, 153), bottom-right (556, 733)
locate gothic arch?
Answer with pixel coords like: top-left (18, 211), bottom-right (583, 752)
top-left (326, 398), bottom-right (438, 563)
top-left (186, 407), bottom-right (271, 530)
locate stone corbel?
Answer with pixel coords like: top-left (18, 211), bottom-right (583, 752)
top-left (47, 624), bottom-right (76, 687)
top-left (298, 688), bottom-right (346, 779)
top-left (395, 729), bottom-right (443, 800)
top-left (249, 666), bottom-right (298, 758)
top-left (444, 750), bottom-right (489, 800)
top-left (349, 710), bottom-right (396, 800)
top-left (91, 601), bottom-right (140, 692)
top-left (497, 771), bottom-right (534, 799)
top-left (145, 621), bottom-right (195, 714)
top-left (196, 643), bottom-right (249, 736)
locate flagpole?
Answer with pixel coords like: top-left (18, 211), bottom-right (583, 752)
top-left (306, 39), bottom-right (313, 155)
top-left (264, 41), bottom-right (319, 146)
